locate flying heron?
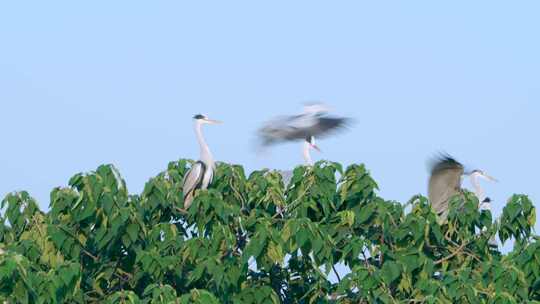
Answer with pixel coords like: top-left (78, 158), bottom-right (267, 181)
top-left (258, 103), bottom-right (349, 165)
top-left (182, 114), bottom-right (222, 210)
top-left (428, 154), bottom-right (497, 222)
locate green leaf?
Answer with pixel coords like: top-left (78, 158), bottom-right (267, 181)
top-left (357, 202), bottom-right (376, 224)
top-left (381, 261), bottom-right (401, 284)
top-left (0, 161), bottom-right (537, 303)
top-left (126, 223), bottom-right (139, 243)
top-left (267, 242), bottom-right (284, 265)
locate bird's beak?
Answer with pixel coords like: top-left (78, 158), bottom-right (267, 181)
top-left (311, 144), bottom-right (321, 152)
top-left (482, 173), bottom-right (498, 183)
top-left (205, 119), bottom-right (223, 125)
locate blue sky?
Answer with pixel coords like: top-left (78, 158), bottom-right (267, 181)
top-left (1, 1), bottom-right (539, 241)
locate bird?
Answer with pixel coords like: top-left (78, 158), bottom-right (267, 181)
top-left (427, 154), bottom-right (497, 223)
top-left (182, 114), bottom-right (222, 210)
top-left (257, 103), bottom-right (349, 165)
top-left (278, 136), bottom-right (321, 187)
top-left (302, 135), bottom-right (321, 166)
top-left (468, 168), bottom-right (499, 247)
top-left (469, 169), bottom-right (498, 210)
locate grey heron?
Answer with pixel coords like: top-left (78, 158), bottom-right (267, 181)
top-left (258, 103), bottom-right (349, 165)
top-left (302, 136), bottom-right (321, 166)
top-left (468, 167), bottom-right (500, 246)
top-left (469, 169), bottom-right (498, 210)
top-left (182, 114), bottom-right (222, 210)
top-left (428, 154), bottom-right (497, 222)
top-left (275, 137), bottom-right (319, 188)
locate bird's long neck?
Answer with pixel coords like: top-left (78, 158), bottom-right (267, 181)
top-left (303, 141), bottom-right (313, 165)
top-left (195, 122), bottom-right (214, 166)
top-left (470, 174), bottom-right (485, 202)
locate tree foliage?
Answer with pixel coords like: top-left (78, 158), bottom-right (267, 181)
top-left (0, 160), bottom-right (538, 303)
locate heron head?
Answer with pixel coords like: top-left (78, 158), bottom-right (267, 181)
top-left (306, 136), bottom-right (321, 152)
top-left (468, 169), bottom-right (498, 182)
top-left (193, 114), bottom-right (222, 125)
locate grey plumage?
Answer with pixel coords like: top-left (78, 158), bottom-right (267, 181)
top-left (182, 161), bottom-right (213, 209)
top-left (428, 154), bottom-right (464, 223)
top-left (181, 114), bottom-right (221, 210)
top-left (257, 104), bottom-right (350, 165)
top-left (428, 153), bottom-right (498, 223)
top-left (258, 111), bottom-right (349, 147)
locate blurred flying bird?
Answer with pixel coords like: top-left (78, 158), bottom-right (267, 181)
top-left (428, 153), bottom-right (497, 223)
top-left (182, 114), bottom-right (222, 210)
top-left (258, 103), bottom-right (349, 165)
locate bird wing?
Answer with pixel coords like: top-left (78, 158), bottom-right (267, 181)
top-left (258, 115), bottom-right (312, 145)
top-left (286, 114), bottom-right (318, 130)
top-left (428, 155), bottom-right (464, 218)
top-left (201, 164), bottom-right (215, 189)
top-left (258, 114), bottom-right (348, 145)
top-left (182, 161), bottom-right (206, 200)
top-left (306, 116), bottom-right (349, 138)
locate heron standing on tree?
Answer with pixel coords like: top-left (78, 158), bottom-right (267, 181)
top-left (257, 103), bottom-right (349, 165)
top-left (469, 169), bottom-right (498, 210)
top-left (428, 154), bottom-right (497, 223)
top-left (182, 114), bottom-right (222, 210)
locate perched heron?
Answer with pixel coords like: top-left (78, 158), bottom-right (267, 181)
top-left (258, 103), bottom-right (349, 165)
top-left (302, 136), bottom-right (321, 165)
top-left (278, 136), bottom-right (321, 187)
top-left (469, 169), bottom-right (498, 210)
top-left (182, 114), bottom-right (222, 210)
top-left (428, 154), bottom-right (497, 222)
top-left (470, 169), bottom-right (500, 247)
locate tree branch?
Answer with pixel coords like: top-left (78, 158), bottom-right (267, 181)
top-left (434, 242), bottom-right (468, 265)
top-left (332, 264), bottom-right (341, 283)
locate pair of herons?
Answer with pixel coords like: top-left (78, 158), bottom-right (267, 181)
top-left (182, 104), bottom-right (497, 222)
top-left (182, 103), bottom-right (342, 209)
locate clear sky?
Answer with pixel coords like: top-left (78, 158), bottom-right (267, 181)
top-left (1, 1), bottom-right (539, 240)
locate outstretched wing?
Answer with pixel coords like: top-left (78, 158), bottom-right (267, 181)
top-left (307, 116), bottom-right (349, 138)
top-left (428, 154), bottom-right (464, 221)
top-left (182, 161), bottom-right (206, 209)
top-left (258, 114), bottom-right (313, 145)
top-left (258, 114), bottom-right (349, 146)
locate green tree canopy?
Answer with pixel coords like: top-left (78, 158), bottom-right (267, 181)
top-left (0, 160), bottom-right (538, 303)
